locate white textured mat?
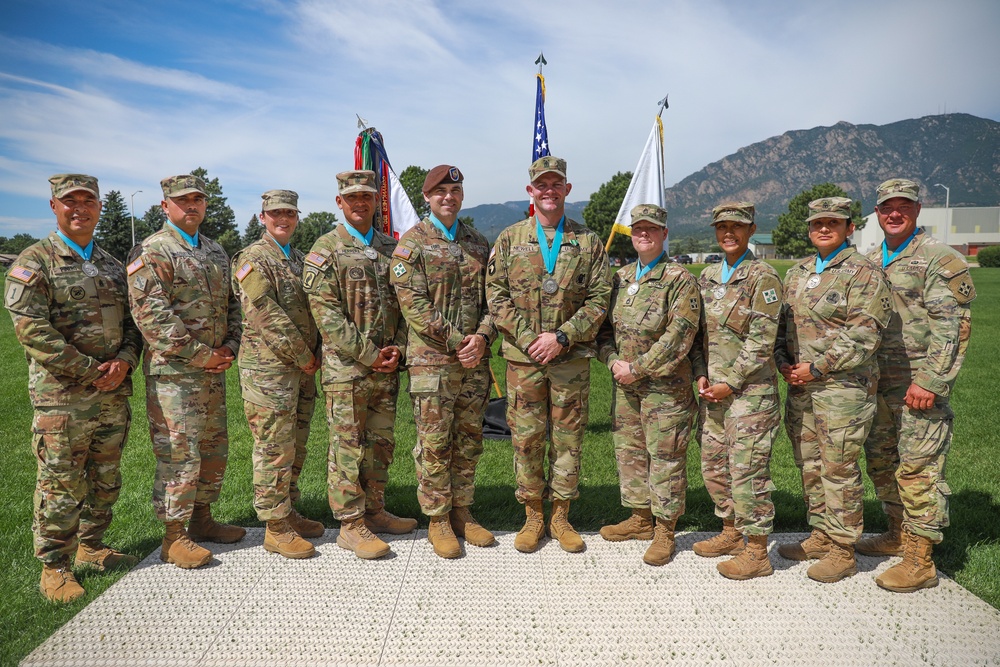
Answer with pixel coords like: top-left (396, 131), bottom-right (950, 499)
top-left (21, 530), bottom-right (1000, 667)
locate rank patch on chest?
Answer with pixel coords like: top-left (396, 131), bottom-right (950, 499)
top-left (305, 252), bottom-right (329, 269)
top-left (393, 262), bottom-right (407, 278)
top-left (235, 262), bottom-right (254, 282)
top-left (762, 288), bottom-right (778, 304)
top-left (126, 257), bottom-right (144, 275)
top-left (8, 265), bottom-right (36, 284)
top-left (392, 246), bottom-right (412, 261)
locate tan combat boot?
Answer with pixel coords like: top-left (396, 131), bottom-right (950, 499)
top-left (40, 561), bottom-right (85, 603)
top-left (807, 541), bottom-right (857, 583)
top-left (287, 508), bottom-right (325, 539)
top-left (549, 499), bottom-right (585, 553)
top-left (364, 509), bottom-right (418, 534)
top-left (161, 521), bottom-right (212, 569)
top-left (514, 500), bottom-right (546, 553)
top-left (187, 504), bottom-right (246, 543)
top-left (717, 534), bottom-right (773, 580)
top-left (76, 542), bottom-right (139, 571)
top-left (337, 517), bottom-right (390, 559)
top-left (599, 508), bottom-right (654, 542)
top-left (428, 514), bottom-right (462, 559)
top-left (777, 528), bottom-right (832, 561)
top-left (264, 517), bottom-right (316, 559)
top-left (643, 518), bottom-right (676, 566)
top-left (450, 506), bottom-right (495, 547)
top-left (856, 513), bottom-right (904, 557)
top-left (692, 519), bottom-right (745, 557)
top-left (875, 528), bottom-right (939, 592)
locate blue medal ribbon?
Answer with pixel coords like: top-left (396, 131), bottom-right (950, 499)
top-left (881, 231), bottom-right (918, 268)
top-left (167, 220), bottom-right (199, 248)
top-left (636, 251), bottom-right (665, 281)
top-left (56, 230), bottom-right (94, 260)
top-left (267, 233), bottom-right (292, 258)
top-left (815, 241), bottom-right (848, 274)
top-left (429, 214), bottom-right (458, 242)
top-left (721, 249), bottom-right (750, 283)
top-left (344, 222), bottom-right (375, 247)
top-left (536, 215), bottom-right (565, 275)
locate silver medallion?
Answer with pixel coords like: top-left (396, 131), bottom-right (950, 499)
top-left (82, 261), bottom-right (99, 277)
top-left (363, 247), bottom-right (378, 260)
top-left (627, 282), bottom-right (640, 296)
top-left (713, 286), bottom-right (726, 300)
top-left (448, 243), bottom-right (462, 257)
top-left (542, 277), bottom-right (559, 294)
top-left (806, 275), bottom-right (821, 289)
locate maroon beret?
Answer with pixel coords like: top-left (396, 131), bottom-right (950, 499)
top-left (422, 165), bottom-right (464, 194)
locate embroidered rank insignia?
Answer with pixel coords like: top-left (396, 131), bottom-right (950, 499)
top-left (305, 252), bottom-right (328, 269)
top-left (235, 262), bottom-right (253, 281)
top-left (8, 265), bottom-right (35, 283)
top-left (393, 262), bottom-right (407, 278)
top-left (881, 295), bottom-right (892, 312)
top-left (126, 257), bottom-right (144, 275)
top-left (762, 288), bottom-right (778, 304)
top-left (392, 246), bottom-right (412, 261)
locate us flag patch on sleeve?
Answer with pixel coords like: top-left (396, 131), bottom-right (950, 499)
top-left (305, 252), bottom-right (328, 269)
top-left (235, 262), bottom-right (254, 281)
top-left (392, 246), bottom-right (412, 261)
top-left (8, 265), bottom-right (36, 284)
top-left (126, 257), bottom-right (144, 275)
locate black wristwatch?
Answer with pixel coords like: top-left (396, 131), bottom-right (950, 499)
top-left (555, 330), bottom-right (569, 348)
top-left (478, 333), bottom-right (490, 345)
top-left (809, 363), bottom-right (823, 379)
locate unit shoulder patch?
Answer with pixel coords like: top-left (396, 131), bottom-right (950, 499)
top-left (762, 288), bottom-right (778, 304)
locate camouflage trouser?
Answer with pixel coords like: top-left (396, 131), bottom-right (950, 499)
top-left (324, 372), bottom-right (398, 521)
top-left (31, 395), bottom-right (131, 564)
top-left (506, 358), bottom-right (589, 503)
top-left (147, 373), bottom-right (229, 523)
top-left (240, 367), bottom-right (318, 522)
top-left (785, 378), bottom-right (876, 544)
top-left (697, 392), bottom-right (780, 535)
top-left (864, 384), bottom-right (954, 543)
top-left (612, 381), bottom-right (694, 523)
top-left (409, 362), bottom-right (490, 516)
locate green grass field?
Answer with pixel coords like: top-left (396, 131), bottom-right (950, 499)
top-left (1, 263), bottom-right (998, 665)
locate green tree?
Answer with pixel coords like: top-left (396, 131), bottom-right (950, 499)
top-left (291, 211), bottom-right (337, 253)
top-left (216, 229), bottom-right (242, 258)
top-left (136, 204), bottom-right (166, 245)
top-left (399, 165), bottom-right (429, 219)
top-left (582, 171), bottom-right (633, 260)
top-left (459, 215), bottom-right (475, 228)
top-left (0, 233), bottom-right (39, 254)
top-left (243, 214), bottom-right (264, 247)
top-left (94, 190), bottom-right (133, 262)
top-left (772, 183), bottom-right (864, 259)
top-left (190, 167), bottom-right (239, 242)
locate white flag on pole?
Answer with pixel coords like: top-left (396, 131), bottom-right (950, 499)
top-left (387, 166), bottom-right (421, 238)
top-left (612, 116), bottom-right (666, 250)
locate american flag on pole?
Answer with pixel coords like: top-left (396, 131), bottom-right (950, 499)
top-left (532, 73), bottom-right (550, 162)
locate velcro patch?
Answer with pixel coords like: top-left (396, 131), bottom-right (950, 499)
top-left (762, 288), bottom-right (778, 304)
top-left (392, 246), bottom-right (412, 261)
top-left (950, 273), bottom-right (976, 304)
top-left (393, 262), bottom-right (407, 278)
top-left (126, 257), bottom-right (144, 275)
top-left (8, 265), bottom-right (36, 284)
top-left (305, 252), bottom-right (329, 269)
top-left (235, 262), bottom-right (254, 282)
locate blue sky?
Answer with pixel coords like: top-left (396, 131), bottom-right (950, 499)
top-left (1, 0), bottom-right (998, 237)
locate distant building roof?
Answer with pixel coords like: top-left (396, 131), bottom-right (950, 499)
top-left (750, 234), bottom-right (773, 245)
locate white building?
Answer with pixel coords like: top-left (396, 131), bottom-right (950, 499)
top-left (852, 206), bottom-right (1000, 256)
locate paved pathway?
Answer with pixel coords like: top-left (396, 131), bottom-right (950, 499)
top-left (22, 530), bottom-right (1000, 667)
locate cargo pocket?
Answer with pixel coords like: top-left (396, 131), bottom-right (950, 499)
top-left (33, 413), bottom-right (73, 477)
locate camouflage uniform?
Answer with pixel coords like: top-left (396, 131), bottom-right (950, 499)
top-left (776, 243), bottom-right (892, 544)
top-left (596, 259), bottom-right (700, 524)
top-left (127, 179), bottom-right (241, 523)
top-left (6, 220), bottom-right (140, 564)
top-left (304, 223), bottom-right (405, 521)
top-left (390, 217), bottom-right (495, 516)
top-left (691, 250), bottom-right (782, 535)
top-left (487, 215), bottom-right (611, 503)
top-left (232, 229), bottom-right (319, 522)
top-left (865, 229), bottom-right (974, 543)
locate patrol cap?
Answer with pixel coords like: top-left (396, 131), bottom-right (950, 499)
top-left (630, 204), bottom-right (667, 228)
top-left (711, 201), bottom-right (755, 226)
top-left (261, 189), bottom-right (300, 212)
top-left (529, 156), bottom-right (567, 182)
top-left (806, 196), bottom-right (854, 223)
top-left (161, 174), bottom-right (208, 198)
top-left (49, 174), bottom-right (99, 199)
top-left (422, 165), bottom-right (464, 194)
top-left (876, 178), bottom-right (920, 205)
top-left (336, 170), bottom-right (378, 195)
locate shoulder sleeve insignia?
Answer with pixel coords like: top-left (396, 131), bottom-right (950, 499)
top-left (235, 261), bottom-right (254, 282)
top-left (8, 265), bottom-right (36, 284)
top-left (126, 256), bottom-right (145, 275)
top-left (762, 288), bottom-right (778, 304)
top-left (392, 246), bottom-right (413, 261)
top-left (305, 251), bottom-right (329, 269)
top-left (880, 295), bottom-right (892, 312)
top-left (392, 262), bottom-right (407, 278)
top-left (950, 274), bottom-right (976, 304)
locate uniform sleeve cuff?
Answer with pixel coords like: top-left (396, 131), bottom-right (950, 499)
top-left (914, 372), bottom-right (949, 398)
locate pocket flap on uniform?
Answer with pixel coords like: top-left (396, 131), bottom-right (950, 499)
top-left (408, 374), bottom-right (440, 394)
top-left (33, 413), bottom-right (69, 434)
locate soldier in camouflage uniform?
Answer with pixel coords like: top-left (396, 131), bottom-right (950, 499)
top-left (128, 174), bottom-right (244, 569)
top-left (596, 204), bottom-right (699, 566)
top-left (389, 165), bottom-right (496, 559)
top-left (487, 156), bottom-right (612, 554)
top-left (232, 189), bottom-right (324, 560)
top-left (775, 196), bottom-right (893, 583)
top-left (859, 179), bottom-right (975, 592)
top-left (304, 170), bottom-right (412, 561)
top-left (689, 202), bottom-right (782, 580)
top-left (5, 174), bottom-right (141, 602)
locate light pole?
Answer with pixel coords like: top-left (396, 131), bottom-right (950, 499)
top-left (935, 183), bottom-right (950, 247)
top-left (130, 190), bottom-right (142, 247)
